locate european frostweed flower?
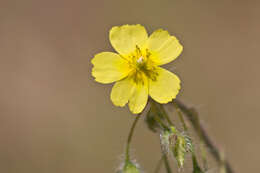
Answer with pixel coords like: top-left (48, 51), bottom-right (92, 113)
top-left (91, 24), bottom-right (183, 114)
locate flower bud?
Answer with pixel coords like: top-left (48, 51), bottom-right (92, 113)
top-left (172, 133), bottom-right (193, 168)
top-left (117, 161), bottom-right (141, 173)
top-left (160, 130), bottom-right (172, 154)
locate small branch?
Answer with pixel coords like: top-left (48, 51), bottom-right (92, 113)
top-left (174, 99), bottom-right (235, 173)
top-left (153, 156), bottom-right (164, 173)
top-left (154, 114), bottom-right (169, 130)
top-left (125, 114), bottom-right (141, 162)
top-left (163, 154), bottom-right (172, 173)
top-left (150, 100), bottom-right (171, 130)
top-left (157, 103), bottom-right (174, 126)
top-left (152, 100), bottom-right (174, 126)
top-left (173, 101), bottom-right (188, 131)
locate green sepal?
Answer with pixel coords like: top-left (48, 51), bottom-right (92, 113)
top-left (117, 161), bottom-right (140, 173)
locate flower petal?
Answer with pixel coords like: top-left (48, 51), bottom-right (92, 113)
top-left (147, 29), bottom-right (183, 65)
top-left (128, 78), bottom-right (149, 114)
top-left (91, 52), bottom-right (130, 84)
top-left (149, 67), bottom-right (181, 103)
top-left (110, 77), bottom-right (135, 107)
top-left (109, 24), bottom-right (148, 56)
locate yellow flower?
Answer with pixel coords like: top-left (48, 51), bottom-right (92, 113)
top-left (91, 24), bottom-right (183, 114)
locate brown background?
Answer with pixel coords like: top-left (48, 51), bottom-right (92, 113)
top-left (0, 0), bottom-right (259, 172)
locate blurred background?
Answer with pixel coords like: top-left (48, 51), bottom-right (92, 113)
top-left (0, 0), bottom-right (259, 172)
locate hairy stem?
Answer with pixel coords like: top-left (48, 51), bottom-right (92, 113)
top-left (125, 115), bottom-right (141, 162)
top-left (174, 99), bottom-right (235, 173)
top-left (154, 113), bottom-right (169, 130)
top-left (173, 101), bottom-right (188, 131)
top-left (163, 154), bottom-right (172, 173)
top-left (153, 156), bottom-right (163, 173)
top-left (158, 103), bottom-right (174, 126)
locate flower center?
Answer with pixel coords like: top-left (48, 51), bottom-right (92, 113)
top-left (128, 46), bottom-right (159, 84)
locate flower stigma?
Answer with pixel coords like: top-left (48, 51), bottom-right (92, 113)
top-left (137, 56), bottom-right (144, 64)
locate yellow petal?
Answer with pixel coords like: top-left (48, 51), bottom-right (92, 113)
top-left (109, 24), bottom-right (148, 56)
top-left (149, 67), bottom-right (181, 103)
top-left (91, 52), bottom-right (130, 84)
top-left (147, 29), bottom-right (183, 65)
top-left (128, 77), bottom-right (149, 114)
top-left (110, 77), bottom-right (135, 107)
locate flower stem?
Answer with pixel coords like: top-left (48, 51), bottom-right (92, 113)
top-left (125, 114), bottom-right (141, 162)
top-left (173, 101), bottom-right (188, 131)
top-left (174, 99), bottom-right (235, 173)
top-left (153, 114), bottom-right (169, 130)
top-left (162, 154), bottom-right (172, 173)
top-left (153, 156), bottom-right (163, 173)
top-left (156, 103), bottom-right (174, 126)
